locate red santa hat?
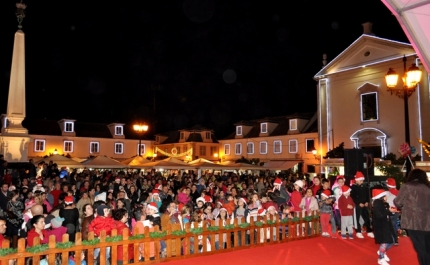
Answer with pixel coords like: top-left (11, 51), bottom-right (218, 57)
top-left (386, 178), bottom-right (396, 188)
top-left (257, 208), bottom-right (266, 216)
top-left (273, 178), bottom-right (282, 186)
top-left (178, 203), bottom-right (185, 212)
top-left (196, 197), bottom-right (205, 204)
top-left (239, 197), bottom-right (248, 205)
top-left (215, 208), bottom-right (228, 219)
top-left (115, 176), bottom-right (121, 183)
top-left (155, 184), bottom-right (162, 190)
top-left (204, 195), bottom-right (212, 203)
top-left (267, 205), bottom-right (277, 213)
top-left (216, 201), bottom-right (223, 206)
top-left (336, 175), bottom-right (345, 181)
top-left (350, 179), bottom-right (355, 185)
top-left (36, 179), bottom-right (43, 187)
top-left (372, 189), bottom-right (388, 200)
top-left (341, 185), bottom-right (351, 194)
top-left (321, 189), bottom-right (331, 198)
top-left (355, 171), bottom-right (365, 181)
top-left (64, 196), bottom-right (74, 205)
top-left (151, 189), bottom-right (159, 195)
top-left (147, 202), bottom-right (159, 212)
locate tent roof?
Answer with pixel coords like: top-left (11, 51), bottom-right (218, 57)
top-left (220, 161), bottom-right (264, 170)
top-left (263, 160), bottom-right (300, 170)
top-left (33, 154), bottom-right (82, 167)
top-left (81, 155), bottom-right (124, 168)
top-left (189, 158), bottom-right (215, 164)
top-left (120, 156), bottom-right (151, 166)
top-left (141, 160), bottom-right (194, 169)
top-left (381, 0), bottom-right (430, 73)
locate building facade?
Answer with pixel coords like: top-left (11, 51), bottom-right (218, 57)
top-left (11, 118), bottom-right (154, 161)
top-left (154, 125), bottom-right (219, 162)
top-left (314, 34), bottom-right (430, 165)
top-left (218, 113), bottom-right (319, 172)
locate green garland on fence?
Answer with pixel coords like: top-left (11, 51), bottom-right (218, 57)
top-left (292, 217), bottom-right (300, 223)
top-left (106, 236), bottom-right (123, 242)
top-left (56, 241), bottom-right (75, 249)
top-left (267, 220), bottom-right (276, 225)
top-left (302, 216), bottom-right (313, 222)
top-left (129, 234), bottom-right (145, 240)
top-left (280, 218), bottom-right (289, 224)
top-left (82, 238), bottom-right (101, 246)
top-left (238, 223), bottom-right (250, 228)
top-left (224, 224), bottom-right (235, 230)
top-left (171, 230), bottom-right (186, 236)
top-left (313, 215), bottom-right (320, 220)
top-left (254, 221), bottom-right (263, 227)
top-left (149, 231), bottom-right (167, 238)
top-left (207, 226), bottom-right (220, 232)
top-left (26, 244), bottom-right (49, 254)
top-left (190, 228), bottom-right (203, 235)
top-left (0, 248), bottom-right (17, 256)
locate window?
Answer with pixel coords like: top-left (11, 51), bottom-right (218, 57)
top-left (289, 139), bottom-right (298, 153)
top-left (289, 119), bottom-right (297, 130)
top-left (65, 122), bottom-right (74, 132)
top-left (224, 144), bottom-right (230, 155)
top-left (210, 146), bottom-right (217, 155)
top-left (260, 141), bottom-right (267, 154)
top-left (114, 143), bottom-right (124, 154)
top-left (205, 132), bottom-right (211, 139)
top-left (34, 140), bottom-right (45, 152)
top-left (177, 147), bottom-right (181, 154)
top-left (137, 144), bottom-right (146, 155)
top-left (235, 143), bottom-right (242, 155)
top-left (361, 92), bottom-right (378, 121)
top-left (90, 142), bottom-right (99, 153)
top-left (247, 142), bottom-right (254, 154)
top-left (115, 126), bottom-right (123, 135)
top-left (200, 146), bottom-right (206, 156)
top-left (64, 141), bottom-right (74, 152)
top-left (261, 123), bottom-right (268, 133)
top-left (273, 140), bottom-right (282, 154)
top-left (236, 126), bottom-right (242, 136)
top-left (306, 139), bottom-right (315, 153)
top-left (180, 132), bottom-right (184, 140)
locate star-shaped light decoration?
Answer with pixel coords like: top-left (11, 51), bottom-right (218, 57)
top-left (16, 0), bottom-right (27, 29)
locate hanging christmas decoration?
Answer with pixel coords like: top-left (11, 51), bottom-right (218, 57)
top-left (155, 147), bottom-right (193, 158)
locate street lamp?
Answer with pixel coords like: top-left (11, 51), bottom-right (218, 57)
top-left (385, 55), bottom-right (422, 177)
top-left (133, 123), bottom-right (149, 156)
top-left (312, 148), bottom-right (321, 162)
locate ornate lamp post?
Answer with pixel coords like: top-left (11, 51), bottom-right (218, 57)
top-left (133, 123), bottom-right (148, 156)
top-left (385, 56), bottom-right (422, 177)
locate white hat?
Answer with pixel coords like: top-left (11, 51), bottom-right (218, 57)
top-left (294, 180), bottom-right (304, 188)
top-left (95, 192), bottom-right (106, 203)
top-left (196, 197), bottom-right (205, 204)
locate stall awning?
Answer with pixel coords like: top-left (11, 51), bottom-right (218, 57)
top-left (263, 160), bottom-right (301, 170)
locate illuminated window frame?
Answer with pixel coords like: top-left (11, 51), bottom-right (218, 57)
top-left (90, 142), bottom-right (100, 153)
top-left (34, 140), bottom-right (45, 152)
top-left (236, 126), bottom-right (242, 136)
top-left (247, 142), bottom-right (254, 154)
top-left (360, 92), bottom-right (379, 122)
top-left (289, 139), bottom-right (298, 153)
top-left (260, 141), bottom-right (267, 154)
top-left (235, 143), bottom-right (242, 155)
top-left (273, 140), bottom-right (282, 154)
top-left (224, 144), bottom-right (230, 155)
top-left (261, 123), bottom-right (268, 133)
top-left (114, 143), bottom-right (124, 154)
top-left (64, 141), bottom-right (74, 152)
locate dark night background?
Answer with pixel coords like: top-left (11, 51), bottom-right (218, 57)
top-left (0, 0), bottom-right (407, 139)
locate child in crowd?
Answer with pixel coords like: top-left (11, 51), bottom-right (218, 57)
top-left (337, 185), bottom-right (355, 239)
top-left (372, 189), bottom-right (397, 265)
top-left (319, 190), bottom-right (336, 238)
top-left (47, 217), bottom-right (67, 242)
top-left (385, 177), bottom-right (399, 245)
top-left (223, 194), bottom-right (236, 217)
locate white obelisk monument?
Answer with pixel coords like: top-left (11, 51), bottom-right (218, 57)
top-left (0, 1), bottom-right (31, 162)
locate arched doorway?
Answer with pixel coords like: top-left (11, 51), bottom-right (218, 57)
top-left (350, 128), bottom-right (387, 158)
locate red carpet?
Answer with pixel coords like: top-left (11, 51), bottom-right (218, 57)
top-left (155, 236), bottom-right (418, 265)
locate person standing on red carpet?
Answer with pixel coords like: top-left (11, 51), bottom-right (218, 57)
top-left (338, 185), bottom-right (355, 239)
top-left (372, 189), bottom-right (397, 265)
top-left (394, 169), bottom-right (430, 265)
top-left (319, 190), bottom-right (336, 238)
top-left (385, 177), bottom-right (399, 245)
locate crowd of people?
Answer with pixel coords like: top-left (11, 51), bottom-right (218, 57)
top-left (0, 158), bottom-right (428, 265)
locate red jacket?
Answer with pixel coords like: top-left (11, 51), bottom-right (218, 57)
top-left (27, 228), bottom-right (49, 247)
top-left (88, 216), bottom-right (116, 237)
top-left (115, 221), bottom-right (134, 262)
top-left (290, 191), bottom-right (302, 212)
top-left (338, 195), bottom-right (355, 216)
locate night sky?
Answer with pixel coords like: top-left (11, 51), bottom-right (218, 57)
top-left (0, 0), bottom-right (408, 138)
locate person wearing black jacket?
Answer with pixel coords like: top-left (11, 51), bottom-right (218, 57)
top-left (350, 171), bottom-right (374, 239)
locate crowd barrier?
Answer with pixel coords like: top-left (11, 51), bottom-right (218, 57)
top-left (0, 211), bottom-right (320, 265)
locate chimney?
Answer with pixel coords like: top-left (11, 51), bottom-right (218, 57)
top-left (322, 53), bottom-right (327, 67)
top-left (362, 22), bottom-right (375, 35)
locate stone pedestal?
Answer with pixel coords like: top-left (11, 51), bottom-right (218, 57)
top-left (0, 136), bottom-right (30, 162)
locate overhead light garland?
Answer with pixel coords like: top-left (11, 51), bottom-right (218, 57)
top-left (155, 147), bottom-right (193, 158)
top-left (418, 139), bottom-right (430, 157)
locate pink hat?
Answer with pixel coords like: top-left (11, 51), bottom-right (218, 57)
top-left (341, 185), bottom-right (351, 194)
top-left (386, 178), bottom-right (396, 188)
top-left (25, 199), bottom-right (36, 210)
top-left (147, 202), bottom-right (158, 212)
top-left (355, 171), bottom-right (365, 181)
top-left (336, 175), bottom-right (345, 181)
top-left (273, 178), bottom-right (282, 186)
top-left (372, 189), bottom-right (387, 200)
